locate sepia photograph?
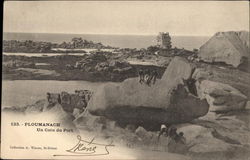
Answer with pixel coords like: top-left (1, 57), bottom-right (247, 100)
top-left (1, 1), bottom-right (250, 159)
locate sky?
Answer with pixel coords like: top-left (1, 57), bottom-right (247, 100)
top-left (3, 1), bottom-right (249, 36)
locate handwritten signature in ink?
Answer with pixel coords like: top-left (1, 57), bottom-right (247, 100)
top-left (54, 135), bottom-right (114, 157)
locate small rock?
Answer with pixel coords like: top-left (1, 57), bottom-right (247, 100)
top-left (25, 99), bottom-right (46, 113)
top-left (72, 108), bottom-right (82, 118)
top-left (135, 126), bottom-right (149, 138)
top-left (125, 124), bottom-right (137, 132)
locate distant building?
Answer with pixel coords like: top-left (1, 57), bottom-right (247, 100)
top-left (157, 32), bottom-right (172, 50)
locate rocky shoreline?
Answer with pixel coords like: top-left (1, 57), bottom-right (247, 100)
top-left (2, 31), bottom-right (250, 159)
top-left (3, 50), bottom-right (169, 82)
top-left (3, 56), bottom-right (250, 159)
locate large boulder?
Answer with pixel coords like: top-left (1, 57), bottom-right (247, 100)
top-left (88, 57), bottom-right (209, 127)
top-left (177, 124), bottom-right (236, 154)
top-left (189, 109), bottom-right (250, 159)
top-left (174, 119), bottom-right (250, 160)
top-left (199, 31), bottom-right (249, 68)
top-left (196, 80), bottom-right (248, 112)
top-left (192, 66), bottom-right (250, 99)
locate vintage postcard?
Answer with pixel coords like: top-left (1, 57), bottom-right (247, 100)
top-left (1, 1), bottom-right (250, 159)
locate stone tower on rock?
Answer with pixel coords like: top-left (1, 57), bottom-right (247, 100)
top-left (157, 32), bottom-right (172, 50)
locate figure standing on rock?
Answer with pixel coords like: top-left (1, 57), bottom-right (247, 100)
top-left (158, 124), bottom-right (169, 140)
top-left (182, 77), bottom-right (197, 96)
top-left (138, 69), bottom-right (144, 84)
top-left (151, 70), bottom-right (158, 84)
top-left (144, 69), bottom-right (151, 85)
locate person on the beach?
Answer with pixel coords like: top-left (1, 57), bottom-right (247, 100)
top-left (168, 130), bottom-right (187, 154)
top-left (57, 94), bottom-right (61, 104)
top-left (47, 92), bottom-right (51, 103)
top-left (167, 127), bottom-right (187, 145)
top-left (174, 132), bottom-right (186, 144)
top-left (158, 124), bottom-right (168, 141)
top-left (168, 126), bottom-right (179, 140)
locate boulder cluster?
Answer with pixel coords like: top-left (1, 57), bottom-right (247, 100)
top-left (43, 90), bottom-right (93, 116)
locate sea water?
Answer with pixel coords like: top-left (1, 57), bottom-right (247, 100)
top-left (3, 32), bottom-right (209, 50)
top-left (1, 80), bottom-right (110, 108)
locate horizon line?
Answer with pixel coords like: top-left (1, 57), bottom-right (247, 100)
top-left (3, 31), bottom-right (215, 37)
